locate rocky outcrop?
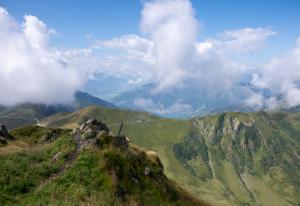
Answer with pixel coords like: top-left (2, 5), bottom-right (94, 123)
top-left (79, 118), bottom-right (130, 150)
top-left (0, 124), bottom-right (15, 146)
top-left (0, 124), bottom-right (15, 140)
top-left (42, 129), bottom-right (60, 143)
top-left (113, 135), bottom-right (130, 149)
top-left (80, 118), bottom-right (109, 134)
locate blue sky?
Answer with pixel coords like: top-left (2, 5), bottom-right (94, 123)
top-left (2, 0), bottom-right (299, 54)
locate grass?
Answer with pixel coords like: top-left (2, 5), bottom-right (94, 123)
top-left (0, 119), bottom-right (210, 206)
top-left (21, 150), bottom-right (118, 206)
top-left (38, 106), bottom-right (300, 206)
top-left (0, 129), bottom-right (75, 205)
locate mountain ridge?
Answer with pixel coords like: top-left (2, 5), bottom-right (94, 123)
top-left (0, 118), bottom-right (209, 206)
top-left (0, 91), bottom-right (116, 130)
top-left (40, 106), bottom-right (300, 206)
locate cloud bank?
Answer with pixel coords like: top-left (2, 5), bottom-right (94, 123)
top-left (97, 1), bottom-right (277, 100)
top-left (97, 0), bottom-right (297, 113)
top-left (249, 38), bottom-right (300, 108)
top-left (0, 7), bottom-right (87, 106)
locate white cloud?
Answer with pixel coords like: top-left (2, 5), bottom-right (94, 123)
top-left (244, 92), bottom-right (264, 109)
top-left (2, 1), bottom-right (292, 114)
top-left (248, 37), bottom-right (300, 108)
top-left (0, 7), bottom-right (86, 106)
top-left (22, 15), bottom-right (57, 50)
top-left (220, 28), bottom-right (276, 53)
top-left (128, 78), bottom-right (143, 85)
top-left (196, 28), bottom-right (276, 55)
top-left (96, 1), bottom-right (278, 112)
top-left (141, 0), bottom-right (199, 92)
top-left (195, 42), bottom-right (213, 55)
top-left (95, 34), bottom-right (154, 63)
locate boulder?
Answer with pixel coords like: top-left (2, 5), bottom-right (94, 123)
top-left (0, 124), bottom-right (14, 140)
top-left (113, 135), bottom-right (129, 149)
top-left (144, 167), bottom-right (151, 176)
top-left (79, 119), bottom-right (109, 134)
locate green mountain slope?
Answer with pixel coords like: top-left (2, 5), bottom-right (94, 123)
top-left (0, 104), bottom-right (71, 130)
top-left (0, 120), bottom-right (208, 206)
top-left (187, 112), bottom-right (300, 206)
top-left (40, 106), bottom-right (300, 206)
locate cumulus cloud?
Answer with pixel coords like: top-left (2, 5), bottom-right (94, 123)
top-left (95, 34), bottom-right (154, 64)
top-left (97, 0), bottom-right (200, 93)
top-left (249, 37), bottom-right (300, 108)
top-left (2, 0), bottom-right (291, 115)
top-left (141, 0), bottom-right (199, 92)
top-left (195, 28), bottom-right (276, 56)
top-left (0, 7), bottom-right (87, 106)
top-left (98, 2), bottom-right (276, 100)
top-left (218, 28), bottom-right (275, 53)
top-left (96, 0), bottom-right (280, 114)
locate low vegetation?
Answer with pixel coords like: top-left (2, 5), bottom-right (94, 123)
top-left (0, 120), bottom-right (209, 206)
top-left (40, 106), bottom-right (300, 206)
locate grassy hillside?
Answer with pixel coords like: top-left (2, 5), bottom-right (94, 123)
top-left (0, 92), bottom-right (116, 130)
top-left (0, 120), bottom-right (208, 205)
top-left (186, 112), bottom-right (300, 206)
top-left (0, 104), bottom-right (71, 130)
top-left (40, 106), bottom-right (300, 206)
top-left (40, 105), bottom-right (159, 130)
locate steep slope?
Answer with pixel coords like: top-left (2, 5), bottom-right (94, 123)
top-left (0, 91), bottom-right (115, 130)
top-left (179, 112), bottom-right (300, 206)
top-left (40, 106), bottom-right (300, 206)
top-left (0, 120), bottom-right (209, 206)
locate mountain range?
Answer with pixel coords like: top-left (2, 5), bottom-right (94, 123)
top-left (1, 91), bottom-right (300, 205)
top-left (0, 91), bottom-right (116, 130)
top-left (111, 83), bottom-right (257, 118)
top-left (39, 105), bottom-right (300, 206)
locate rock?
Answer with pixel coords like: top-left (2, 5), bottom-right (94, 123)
top-left (0, 137), bottom-right (7, 146)
top-left (42, 130), bottom-right (59, 143)
top-left (79, 119), bottom-right (109, 134)
top-left (113, 135), bottom-right (129, 149)
top-left (144, 167), bottom-right (151, 176)
top-left (52, 152), bottom-right (62, 162)
top-left (0, 124), bottom-right (14, 140)
top-left (131, 177), bottom-right (139, 184)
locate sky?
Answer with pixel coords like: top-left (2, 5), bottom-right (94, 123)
top-left (2, 0), bottom-right (299, 52)
top-left (0, 0), bottom-right (300, 111)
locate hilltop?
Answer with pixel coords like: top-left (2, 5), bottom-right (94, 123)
top-left (40, 106), bottom-right (300, 206)
top-left (0, 118), bottom-right (208, 206)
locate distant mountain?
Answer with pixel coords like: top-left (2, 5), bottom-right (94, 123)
top-left (0, 103), bottom-right (71, 130)
top-left (40, 106), bottom-right (300, 206)
top-left (0, 91), bottom-right (116, 129)
top-left (112, 83), bottom-right (250, 118)
top-left (74, 91), bottom-right (116, 109)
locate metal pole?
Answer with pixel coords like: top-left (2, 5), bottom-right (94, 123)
top-left (117, 122), bottom-right (123, 138)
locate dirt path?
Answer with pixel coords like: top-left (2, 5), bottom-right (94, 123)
top-left (39, 132), bottom-right (82, 187)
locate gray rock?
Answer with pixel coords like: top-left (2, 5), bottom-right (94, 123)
top-left (0, 124), bottom-right (14, 140)
top-left (113, 135), bottom-right (129, 149)
top-left (144, 167), bottom-right (151, 176)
